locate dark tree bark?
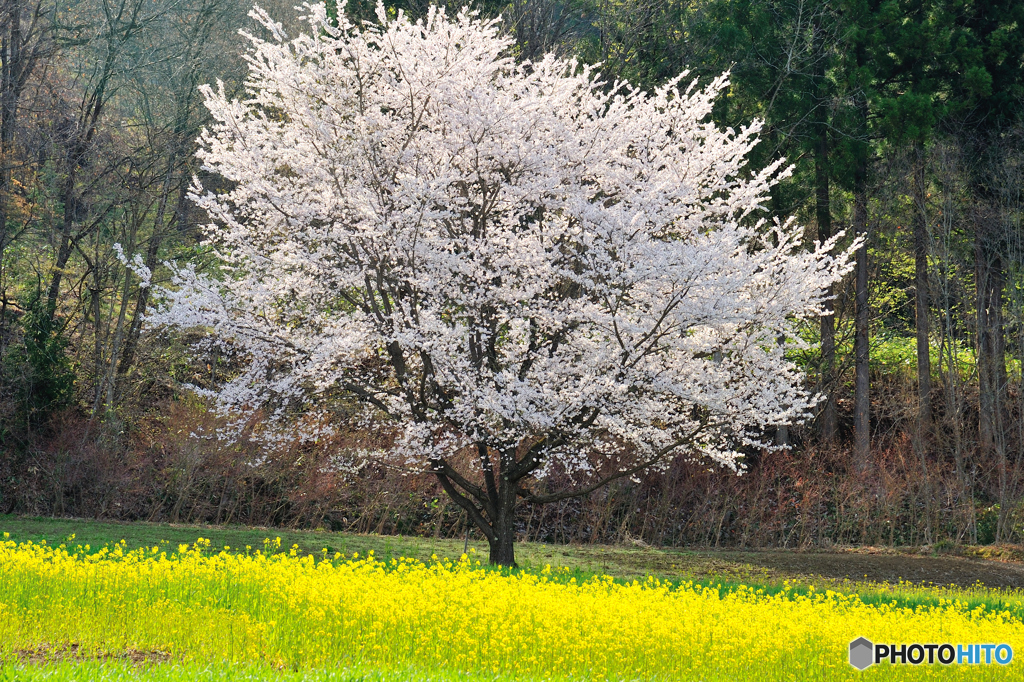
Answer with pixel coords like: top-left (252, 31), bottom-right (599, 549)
top-left (0, 0), bottom-right (46, 233)
top-left (429, 434), bottom-right (673, 567)
top-left (432, 443), bottom-right (531, 567)
top-left (912, 142), bottom-right (931, 425)
top-left (853, 170), bottom-right (870, 470)
top-left (490, 473), bottom-right (518, 566)
top-left (815, 142), bottom-right (836, 441)
top-left (911, 142), bottom-right (933, 540)
top-left (812, 16), bottom-right (836, 443)
top-left (976, 207), bottom-right (1006, 459)
top-left (850, 28), bottom-right (871, 472)
top-left (1, 0), bottom-right (51, 353)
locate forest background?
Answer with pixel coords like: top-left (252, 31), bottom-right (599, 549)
top-left (1, 0), bottom-right (1022, 550)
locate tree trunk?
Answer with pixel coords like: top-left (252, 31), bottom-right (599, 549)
top-left (853, 160), bottom-right (870, 470)
top-left (815, 119), bottom-right (836, 442)
top-left (976, 209), bottom-right (1005, 458)
top-left (1, 0), bottom-right (48, 359)
top-left (851, 31), bottom-right (871, 472)
top-left (812, 15), bottom-right (836, 443)
top-left (433, 442), bottom-right (520, 568)
top-left (45, 0), bottom-right (137, 325)
top-left (0, 0), bottom-right (23, 279)
top-left (911, 141), bottom-right (933, 542)
top-left (975, 200), bottom-right (1010, 539)
top-left (488, 502), bottom-right (517, 567)
top-left (115, 173), bottom-right (175, 390)
top-left (46, 167), bottom-right (80, 318)
top-left (436, 474), bottom-right (518, 567)
top-left (118, 52), bottom-right (200, 387)
top-left (487, 463), bottom-right (519, 566)
top-left (0, 1), bottom-right (19, 341)
top-left (913, 142), bottom-right (931, 425)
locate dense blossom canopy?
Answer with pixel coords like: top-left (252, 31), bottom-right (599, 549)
top-left (154, 2), bottom-right (853, 478)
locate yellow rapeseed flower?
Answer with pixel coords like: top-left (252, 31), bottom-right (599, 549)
top-left (0, 538), bottom-right (1019, 680)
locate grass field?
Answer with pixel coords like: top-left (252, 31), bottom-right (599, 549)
top-left (1, 516), bottom-right (1023, 680)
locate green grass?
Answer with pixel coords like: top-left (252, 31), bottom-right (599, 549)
top-left (2, 517), bottom-right (1024, 680)
top-left (0, 514), bottom-right (766, 584)
top-left (0, 660), bottom-right (516, 681)
top-left (3, 515), bottom-right (1024, 621)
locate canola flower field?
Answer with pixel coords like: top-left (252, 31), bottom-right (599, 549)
top-left (0, 534), bottom-right (1022, 681)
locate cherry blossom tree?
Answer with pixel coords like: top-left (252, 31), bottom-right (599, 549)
top-left (152, 1), bottom-right (854, 565)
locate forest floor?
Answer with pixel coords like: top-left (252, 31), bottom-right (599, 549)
top-left (3, 514), bottom-right (1024, 589)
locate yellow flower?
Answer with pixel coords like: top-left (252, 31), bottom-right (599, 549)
top-left (0, 538), bottom-right (1020, 680)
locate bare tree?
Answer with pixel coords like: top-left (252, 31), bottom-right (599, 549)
top-left (0, 0), bottom-right (57, 350)
top-left (44, 0), bottom-right (163, 323)
top-left (986, 128), bottom-right (1024, 541)
top-left (98, 0), bottom-right (248, 414)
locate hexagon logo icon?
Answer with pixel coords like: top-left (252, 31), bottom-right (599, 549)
top-left (849, 637), bottom-right (874, 670)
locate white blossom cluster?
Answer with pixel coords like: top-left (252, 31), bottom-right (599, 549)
top-left (151, 2), bottom-right (853, 484)
top-left (113, 242), bottom-right (152, 288)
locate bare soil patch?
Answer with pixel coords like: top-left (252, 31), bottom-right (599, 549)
top-left (15, 642), bottom-right (171, 665)
top-left (550, 542), bottom-right (1024, 589)
top-left (685, 548), bottom-right (1024, 589)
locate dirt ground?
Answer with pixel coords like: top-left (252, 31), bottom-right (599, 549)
top-left (14, 643), bottom-right (171, 665)
top-left (702, 549), bottom-right (1024, 589)
top-left (545, 541), bottom-right (1024, 589)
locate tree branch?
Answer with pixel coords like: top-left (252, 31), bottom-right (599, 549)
top-left (518, 438), bottom-right (692, 504)
top-left (477, 442), bottom-right (500, 515)
top-left (432, 456), bottom-right (490, 513)
top-left (434, 470), bottom-right (495, 543)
